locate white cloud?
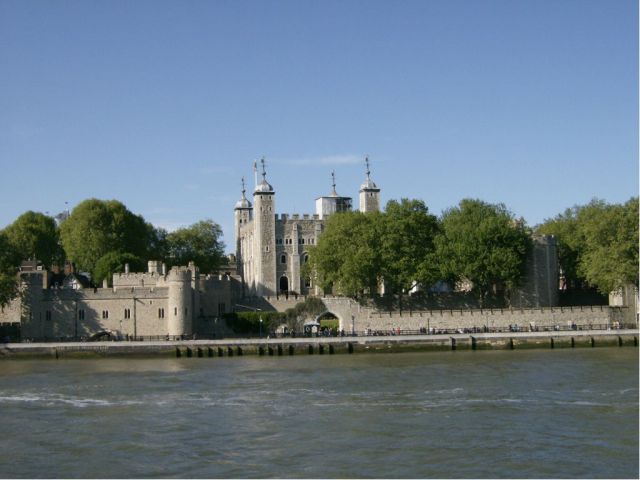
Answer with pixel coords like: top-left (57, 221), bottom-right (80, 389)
top-left (273, 154), bottom-right (363, 167)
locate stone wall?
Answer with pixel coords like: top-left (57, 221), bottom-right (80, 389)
top-left (19, 287), bottom-right (171, 340)
top-left (359, 305), bottom-right (621, 333)
top-left (248, 295), bottom-right (623, 334)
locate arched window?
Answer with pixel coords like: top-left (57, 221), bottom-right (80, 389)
top-left (303, 253), bottom-right (309, 263)
top-left (280, 254), bottom-right (287, 264)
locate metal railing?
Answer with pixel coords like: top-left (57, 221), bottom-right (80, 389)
top-left (13, 322), bottom-right (638, 343)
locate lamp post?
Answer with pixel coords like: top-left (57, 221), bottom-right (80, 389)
top-left (259, 316), bottom-right (263, 338)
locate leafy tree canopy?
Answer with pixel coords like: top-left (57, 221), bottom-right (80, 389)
top-left (3, 211), bottom-right (63, 267)
top-left (306, 211), bottom-right (381, 297)
top-left (537, 197), bottom-right (638, 294)
top-left (378, 199), bottom-right (440, 294)
top-left (307, 199), bottom-right (441, 299)
top-left (166, 220), bottom-right (225, 274)
top-left (0, 232), bottom-right (21, 308)
top-left (93, 252), bottom-right (146, 287)
top-left (59, 199), bottom-right (152, 277)
top-left (434, 199), bottom-right (530, 305)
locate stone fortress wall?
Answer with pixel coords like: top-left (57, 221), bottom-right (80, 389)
top-left (0, 261), bottom-right (243, 341)
top-left (2, 159), bottom-right (635, 342)
top-left (254, 295), bottom-right (627, 334)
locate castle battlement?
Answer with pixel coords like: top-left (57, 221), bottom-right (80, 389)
top-left (42, 286), bottom-right (169, 301)
top-left (165, 268), bottom-right (193, 283)
top-left (276, 213), bottom-right (320, 221)
top-left (113, 272), bottom-right (161, 288)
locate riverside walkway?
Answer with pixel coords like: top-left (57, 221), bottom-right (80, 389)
top-left (1, 329), bottom-right (637, 359)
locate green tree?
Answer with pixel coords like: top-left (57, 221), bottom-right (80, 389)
top-left (575, 198), bottom-right (638, 294)
top-left (147, 224), bottom-right (169, 260)
top-left (537, 197), bottom-right (639, 294)
top-left (435, 199), bottom-right (530, 306)
top-left (166, 220), bottom-right (225, 273)
top-left (59, 199), bottom-right (152, 277)
top-left (307, 211), bottom-right (381, 297)
top-left (3, 211), bottom-right (63, 267)
top-left (0, 232), bottom-right (21, 308)
top-left (378, 199), bottom-right (440, 297)
top-left (93, 252), bottom-right (146, 287)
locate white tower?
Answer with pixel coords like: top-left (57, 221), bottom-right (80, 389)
top-left (252, 158), bottom-right (277, 296)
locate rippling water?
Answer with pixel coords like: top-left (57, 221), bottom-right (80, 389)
top-left (0, 348), bottom-right (637, 478)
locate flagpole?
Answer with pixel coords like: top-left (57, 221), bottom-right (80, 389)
top-left (253, 160), bottom-right (258, 189)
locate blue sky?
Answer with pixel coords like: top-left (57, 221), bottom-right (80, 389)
top-left (1, 0), bottom-right (637, 253)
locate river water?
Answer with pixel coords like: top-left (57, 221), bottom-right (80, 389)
top-left (0, 348), bottom-right (637, 478)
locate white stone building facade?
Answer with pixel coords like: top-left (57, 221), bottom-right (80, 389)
top-left (235, 159), bottom-right (381, 297)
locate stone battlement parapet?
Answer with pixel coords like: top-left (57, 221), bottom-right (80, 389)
top-left (113, 272), bottom-right (162, 288)
top-left (165, 267), bottom-right (193, 283)
top-left (42, 287), bottom-right (169, 301)
top-left (275, 213), bottom-right (320, 221)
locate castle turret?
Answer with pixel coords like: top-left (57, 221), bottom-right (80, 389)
top-left (315, 170), bottom-right (352, 219)
top-left (359, 156), bottom-right (381, 213)
top-left (234, 177), bottom-right (253, 292)
top-left (253, 158), bottom-right (277, 296)
top-left (167, 267), bottom-right (193, 337)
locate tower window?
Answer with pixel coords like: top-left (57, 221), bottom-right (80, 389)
top-left (280, 254), bottom-right (287, 264)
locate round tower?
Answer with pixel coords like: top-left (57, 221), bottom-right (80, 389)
top-left (234, 177), bottom-right (253, 292)
top-left (166, 267), bottom-right (192, 337)
top-left (359, 156), bottom-right (381, 213)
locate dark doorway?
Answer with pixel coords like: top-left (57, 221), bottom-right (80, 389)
top-left (279, 276), bottom-right (289, 295)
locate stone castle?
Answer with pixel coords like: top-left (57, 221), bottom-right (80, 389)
top-left (0, 158), bottom-right (570, 341)
top-left (235, 158), bottom-right (381, 297)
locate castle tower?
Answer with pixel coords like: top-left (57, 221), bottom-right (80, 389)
top-left (167, 267), bottom-right (193, 337)
top-left (315, 171), bottom-right (353, 219)
top-left (253, 158), bottom-right (277, 296)
top-left (234, 177), bottom-right (253, 291)
top-left (359, 156), bottom-right (381, 213)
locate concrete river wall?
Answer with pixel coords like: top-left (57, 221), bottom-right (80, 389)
top-left (1, 329), bottom-right (637, 359)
